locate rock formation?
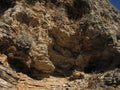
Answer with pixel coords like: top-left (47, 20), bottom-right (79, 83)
top-left (0, 0), bottom-right (120, 89)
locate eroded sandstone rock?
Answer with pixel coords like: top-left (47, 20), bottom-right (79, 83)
top-left (0, 0), bottom-right (120, 89)
top-left (1, 3), bottom-right (55, 73)
top-left (0, 0), bottom-right (119, 75)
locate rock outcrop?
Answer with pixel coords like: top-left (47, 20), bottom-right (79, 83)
top-left (0, 0), bottom-right (120, 89)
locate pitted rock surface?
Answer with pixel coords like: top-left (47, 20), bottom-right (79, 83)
top-left (1, 3), bottom-right (55, 73)
top-left (0, 0), bottom-right (120, 90)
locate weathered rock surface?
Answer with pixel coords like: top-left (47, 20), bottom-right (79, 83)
top-left (0, 0), bottom-right (120, 89)
top-left (1, 2), bottom-right (55, 73)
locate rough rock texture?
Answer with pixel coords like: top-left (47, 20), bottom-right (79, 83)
top-left (1, 2), bottom-right (55, 73)
top-left (0, 0), bottom-right (120, 89)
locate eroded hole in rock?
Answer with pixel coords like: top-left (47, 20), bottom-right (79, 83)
top-left (8, 59), bottom-right (48, 80)
top-left (0, 0), bottom-right (16, 13)
top-left (25, 0), bottom-right (57, 5)
top-left (84, 60), bottom-right (107, 73)
top-left (66, 0), bottom-right (90, 20)
top-left (52, 65), bottom-right (75, 77)
top-left (84, 55), bottom-right (120, 74)
top-left (8, 59), bottom-right (30, 74)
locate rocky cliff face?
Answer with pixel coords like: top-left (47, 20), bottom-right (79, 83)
top-left (0, 0), bottom-right (120, 90)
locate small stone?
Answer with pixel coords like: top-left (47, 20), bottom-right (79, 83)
top-left (69, 70), bottom-right (84, 80)
top-left (0, 54), bottom-right (9, 67)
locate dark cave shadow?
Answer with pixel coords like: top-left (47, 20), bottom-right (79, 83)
top-left (8, 58), bottom-right (73, 80)
top-left (25, 0), bottom-right (57, 5)
top-left (49, 0), bottom-right (91, 20)
top-left (8, 53), bottom-right (120, 80)
top-left (84, 55), bottom-right (120, 74)
top-left (25, 0), bottom-right (91, 20)
top-left (51, 67), bottom-right (75, 78)
top-left (65, 0), bottom-right (90, 20)
top-left (0, 0), bottom-right (16, 14)
top-left (8, 59), bottom-right (49, 80)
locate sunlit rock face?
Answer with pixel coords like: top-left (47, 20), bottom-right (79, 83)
top-left (0, 0), bottom-right (120, 89)
top-left (0, 0), bottom-right (120, 74)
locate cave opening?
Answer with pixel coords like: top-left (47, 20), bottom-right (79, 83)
top-left (66, 0), bottom-right (90, 20)
top-left (0, 0), bottom-right (16, 13)
top-left (84, 55), bottom-right (120, 74)
top-left (8, 58), bottom-right (49, 80)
